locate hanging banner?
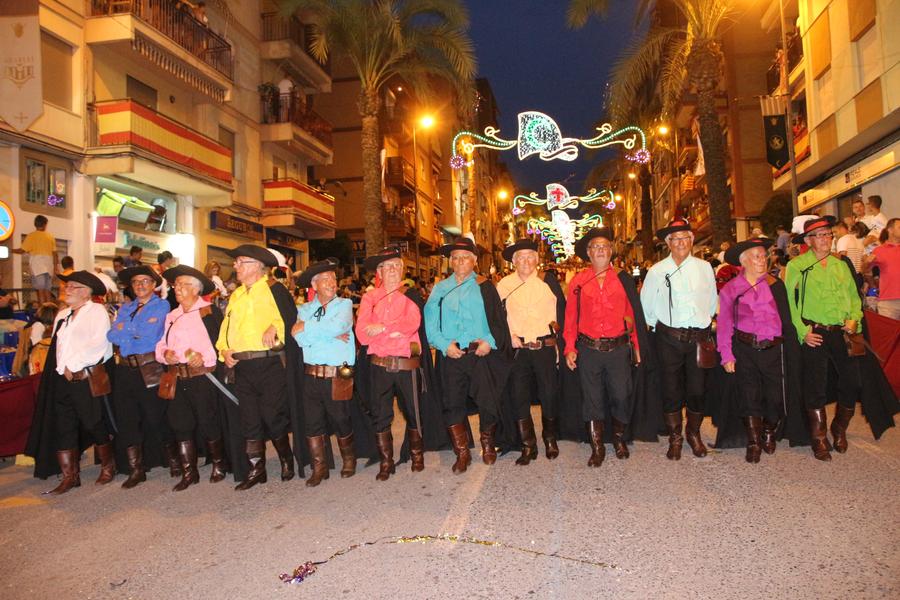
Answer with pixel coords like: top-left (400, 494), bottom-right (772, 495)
top-left (0, 0), bottom-right (42, 131)
top-left (94, 216), bottom-right (118, 244)
top-left (764, 115), bottom-right (790, 169)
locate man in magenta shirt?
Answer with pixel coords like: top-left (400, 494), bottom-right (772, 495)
top-left (866, 218), bottom-right (900, 320)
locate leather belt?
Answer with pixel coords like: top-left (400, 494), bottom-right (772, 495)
top-left (69, 368), bottom-right (90, 381)
top-left (122, 351), bottom-right (156, 368)
top-left (305, 364), bottom-right (339, 378)
top-left (802, 318), bottom-right (843, 332)
top-left (371, 355), bottom-right (420, 372)
top-left (577, 333), bottom-right (628, 352)
top-left (518, 335), bottom-right (557, 350)
top-left (656, 322), bottom-right (712, 343)
top-left (232, 349), bottom-right (284, 361)
top-left (171, 364), bottom-right (216, 379)
top-left (735, 330), bottom-right (783, 350)
top-left (459, 341), bottom-right (481, 355)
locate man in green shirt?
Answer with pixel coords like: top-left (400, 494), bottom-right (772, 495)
top-left (785, 215), bottom-right (863, 461)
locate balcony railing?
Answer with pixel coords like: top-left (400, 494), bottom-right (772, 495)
top-left (263, 178), bottom-right (335, 226)
top-left (260, 12), bottom-right (330, 74)
top-left (90, 0), bottom-right (233, 79)
top-left (766, 31), bottom-right (803, 95)
top-left (260, 91), bottom-right (333, 147)
top-left (385, 156), bottom-right (415, 193)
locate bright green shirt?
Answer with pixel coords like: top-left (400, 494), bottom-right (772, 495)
top-left (784, 250), bottom-right (862, 343)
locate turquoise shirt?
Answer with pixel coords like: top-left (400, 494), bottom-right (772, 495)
top-left (294, 296), bottom-right (355, 366)
top-left (424, 273), bottom-right (496, 355)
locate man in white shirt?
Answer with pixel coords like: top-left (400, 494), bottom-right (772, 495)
top-left (833, 221), bottom-right (865, 272)
top-left (862, 195), bottom-right (888, 244)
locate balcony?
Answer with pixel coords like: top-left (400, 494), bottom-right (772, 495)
top-left (262, 179), bottom-right (335, 239)
top-left (766, 31), bottom-right (803, 95)
top-left (385, 213), bottom-right (415, 240)
top-left (260, 92), bottom-right (333, 164)
top-left (385, 156), bottom-right (415, 195)
top-left (260, 13), bottom-right (330, 93)
top-left (84, 99), bottom-right (233, 206)
top-left (87, 0), bottom-right (233, 102)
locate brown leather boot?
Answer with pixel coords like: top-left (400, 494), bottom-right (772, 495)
top-left (305, 435), bottom-right (329, 487)
top-left (374, 430), bottom-right (395, 481)
top-left (408, 428), bottom-right (425, 472)
top-left (235, 439), bottom-right (268, 490)
top-left (806, 408), bottom-right (832, 461)
top-left (163, 441), bottom-right (182, 478)
top-left (663, 411), bottom-right (683, 460)
top-left (684, 410), bottom-right (708, 457)
top-left (515, 418), bottom-right (538, 466)
top-left (541, 416), bottom-right (559, 459)
top-left (271, 434), bottom-right (295, 481)
top-left (121, 445), bottom-right (146, 489)
top-left (761, 419), bottom-right (780, 455)
top-left (587, 420), bottom-right (605, 467)
top-left (830, 404), bottom-right (854, 454)
top-left (744, 416), bottom-right (763, 464)
top-left (447, 422), bottom-right (471, 474)
top-left (480, 423), bottom-right (498, 465)
top-left (45, 449), bottom-right (80, 495)
top-left (611, 418), bottom-right (630, 459)
top-left (206, 438), bottom-right (227, 483)
top-left (337, 433), bottom-right (356, 478)
top-left (173, 440), bottom-right (199, 492)
top-left (94, 443), bottom-right (116, 485)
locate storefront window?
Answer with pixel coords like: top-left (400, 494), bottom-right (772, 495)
top-left (22, 153), bottom-right (68, 212)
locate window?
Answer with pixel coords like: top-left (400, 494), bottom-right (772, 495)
top-left (815, 68), bottom-right (834, 125)
top-left (41, 31), bottom-right (72, 110)
top-left (126, 76), bottom-right (157, 110)
top-left (855, 25), bottom-right (881, 89)
top-left (21, 151), bottom-right (69, 214)
top-left (218, 126), bottom-right (236, 177)
top-left (273, 157), bottom-right (287, 180)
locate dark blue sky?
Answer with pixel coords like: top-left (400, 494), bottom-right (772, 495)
top-left (466, 1), bottom-right (639, 194)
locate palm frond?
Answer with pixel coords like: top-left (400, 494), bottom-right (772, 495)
top-left (606, 27), bottom-right (681, 125)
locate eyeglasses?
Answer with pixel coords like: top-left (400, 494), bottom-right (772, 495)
top-left (378, 262), bottom-right (403, 271)
top-left (808, 232), bottom-right (834, 240)
top-left (668, 236), bottom-right (692, 244)
top-left (587, 244), bottom-right (612, 252)
top-left (63, 283), bottom-right (88, 292)
top-left (233, 259), bottom-right (259, 267)
top-left (131, 278), bottom-right (155, 287)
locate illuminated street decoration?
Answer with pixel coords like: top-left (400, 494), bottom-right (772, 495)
top-left (451, 111), bottom-right (649, 168)
top-left (518, 183), bottom-right (606, 262)
top-left (512, 183), bottom-right (613, 215)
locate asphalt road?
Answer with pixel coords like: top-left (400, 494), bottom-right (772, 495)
top-left (1, 405), bottom-right (898, 600)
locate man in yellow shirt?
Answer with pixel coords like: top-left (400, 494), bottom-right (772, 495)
top-left (13, 215), bottom-right (58, 304)
top-left (215, 244), bottom-right (292, 491)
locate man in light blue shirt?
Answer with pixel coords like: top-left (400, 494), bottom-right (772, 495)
top-left (640, 219), bottom-right (718, 461)
top-left (293, 259), bottom-right (356, 486)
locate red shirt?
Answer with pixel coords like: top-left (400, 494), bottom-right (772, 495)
top-left (355, 285), bottom-right (421, 357)
top-left (872, 242), bottom-right (900, 300)
top-left (563, 268), bottom-right (639, 355)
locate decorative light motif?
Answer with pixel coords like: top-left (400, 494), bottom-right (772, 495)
top-left (451, 112), bottom-right (649, 168)
top-left (515, 183), bottom-right (606, 261)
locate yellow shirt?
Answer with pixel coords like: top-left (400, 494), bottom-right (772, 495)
top-left (496, 271), bottom-right (558, 343)
top-left (216, 278), bottom-right (285, 358)
top-left (21, 230), bottom-right (56, 256)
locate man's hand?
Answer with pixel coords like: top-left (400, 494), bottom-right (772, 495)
top-left (223, 349), bottom-right (239, 368)
top-left (511, 335), bottom-right (523, 349)
top-left (163, 349), bottom-right (179, 365)
top-left (803, 330), bottom-right (823, 347)
top-left (565, 352), bottom-right (577, 371)
top-left (364, 323), bottom-right (386, 337)
top-left (474, 340), bottom-right (491, 357)
top-left (185, 349), bottom-right (203, 368)
top-left (262, 325), bottom-right (277, 348)
top-left (335, 332), bottom-right (350, 343)
top-left (723, 361), bottom-right (736, 373)
top-left (291, 320), bottom-right (305, 336)
top-left (446, 342), bottom-right (463, 359)
top-left (64, 367), bottom-right (74, 381)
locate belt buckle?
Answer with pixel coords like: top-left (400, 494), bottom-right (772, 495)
top-left (386, 357), bottom-right (399, 373)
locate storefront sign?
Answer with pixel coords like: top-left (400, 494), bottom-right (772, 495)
top-left (0, 200), bottom-right (15, 242)
top-left (266, 228), bottom-right (306, 251)
top-left (210, 211), bottom-right (264, 241)
top-left (94, 216), bottom-right (117, 243)
top-left (122, 231), bottom-right (161, 251)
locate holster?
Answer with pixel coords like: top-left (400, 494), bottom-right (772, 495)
top-left (87, 362), bottom-right (112, 398)
top-left (844, 332), bottom-right (866, 357)
top-left (696, 336), bottom-right (718, 369)
top-left (137, 359), bottom-right (165, 389)
top-left (331, 376), bottom-right (354, 401)
top-left (223, 365), bottom-right (235, 385)
top-left (157, 369), bottom-right (178, 400)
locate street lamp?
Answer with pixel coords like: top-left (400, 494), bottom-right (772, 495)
top-left (412, 114), bottom-right (435, 278)
top-left (497, 189), bottom-right (509, 201)
top-left (657, 124), bottom-right (670, 136)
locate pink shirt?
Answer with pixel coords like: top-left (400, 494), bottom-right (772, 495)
top-left (155, 298), bottom-right (217, 367)
top-left (355, 286), bottom-right (421, 358)
top-left (871, 242), bottom-right (900, 300)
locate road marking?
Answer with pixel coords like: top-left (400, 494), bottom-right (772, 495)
top-left (0, 496), bottom-right (47, 509)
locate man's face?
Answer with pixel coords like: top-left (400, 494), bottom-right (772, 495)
top-left (64, 282), bottom-right (91, 308)
top-left (130, 275), bottom-right (156, 301)
top-left (866, 201), bottom-right (879, 215)
top-left (740, 246), bottom-right (768, 276)
top-left (512, 249), bottom-right (538, 278)
top-left (312, 271), bottom-right (338, 303)
top-left (233, 257), bottom-right (263, 284)
top-left (586, 237), bottom-right (613, 270)
top-left (852, 201), bottom-right (865, 217)
top-left (450, 250), bottom-right (476, 279)
top-left (113, 261), bottom-right (124, 273)
top-left (132, 249), bottom-right (143, 261)
top-left (888, 220), bottom-right (900, 242)
top-left (173, 276), bottom-right (200, 306)
top-left (667, 232), bottom-right (694, 261)
top-left (376, 258), bottom-right (404, 288)
top-left (805, 227), bottom-right (833, 254)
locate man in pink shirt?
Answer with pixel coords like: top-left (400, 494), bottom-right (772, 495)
top-left (355, 247), bottom-right (427, 480)
top-left (866, 218), bottom-right (900, 320)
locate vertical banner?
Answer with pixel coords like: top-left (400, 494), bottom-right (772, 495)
top-left (759, 95), bottom-right (789, 169)
top-left (0, 0), bottom-right (42, 131)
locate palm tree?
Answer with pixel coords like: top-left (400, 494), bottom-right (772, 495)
top-left (569, 0), bottom-right (734, 246)
top-left (285, 0), bottom-right (476, 252)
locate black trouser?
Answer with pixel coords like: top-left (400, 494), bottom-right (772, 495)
top-left (167, 374), bottom-right (222, 443)
top-left (369, 363), bottom-right (418, 432)
top-left (112, 364), bottom-right (171, 448)
top-left (234, 356), bottom-right (289, 440)
top-left (658, 332), bottom-right (707, 413)
top-left (800, 328), bottom-right (861, 410)
top-left (55, 378), bottom-right (109, 450)
top-left (733, 338), bottom-right (785, 422)
top-left (509, 345), bottom-right (558, 420)
top-left (302, 376), bottom-right (352, 437)
top-left (440, 353), bottom-right (498, 427)
top-left (575, 342), bottom-right (632, 422)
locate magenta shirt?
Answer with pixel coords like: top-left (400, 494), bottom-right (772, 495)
top-left (717, 274), bottom-right (782, 364)
top-left (155, 298), bottom-right (217, 367)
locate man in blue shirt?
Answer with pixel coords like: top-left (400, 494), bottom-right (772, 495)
top-left (108, 265), bottom-right (175, 488)
top-left (293, 258), bottom-right (357, 487)
top-left (425, 237), bottom-right (511, 474)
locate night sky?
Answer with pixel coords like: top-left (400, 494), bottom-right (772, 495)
top-left (466, 0), bottom-right (639, 195)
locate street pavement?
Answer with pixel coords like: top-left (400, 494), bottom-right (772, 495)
top-left (1, 404), bottom-right (898, 600)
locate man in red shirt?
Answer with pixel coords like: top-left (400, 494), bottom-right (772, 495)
top-left (564, 227), bottom-right (642, 467)
top-left (866, 218), bottom-right (900, 320)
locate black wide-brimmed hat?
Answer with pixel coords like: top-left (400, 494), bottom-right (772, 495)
top-left (502, 239), bottom-right (539, 262)
top-left (792, 215), bottom-right (836, 244)
top-left (117, 265), bottom-right (162, 286)
top-left (163, 265), bottom-right (215, 296)
top-left (226, 244), bottom-right (278, 267)
top-left (298, 257), bottom-right (340, 288)
top-left (363, 246), bottom-right (403, 271)
top-left (574, 227), bottom-right (614, 261)
top-left (656, 218), bottom-right (693, 241)
top-left (58, 270), bottom-right (107, 296)
top-left (724, 237), bottom-right (774, 266)
top-left (438, 236), bottom-right (478, 258)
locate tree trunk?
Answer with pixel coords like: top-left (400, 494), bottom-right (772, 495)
top-left (359, 87), bottom-right (384, 254)
top-left (696, 89), bottom-right (732, 246)
top-left (639, 165), bottom-right (655, 261)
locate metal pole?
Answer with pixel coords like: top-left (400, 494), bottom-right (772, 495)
top-left (412, 125), bottom-right (420, 276)
top-left (779, 0), bottom-right (800, 216)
